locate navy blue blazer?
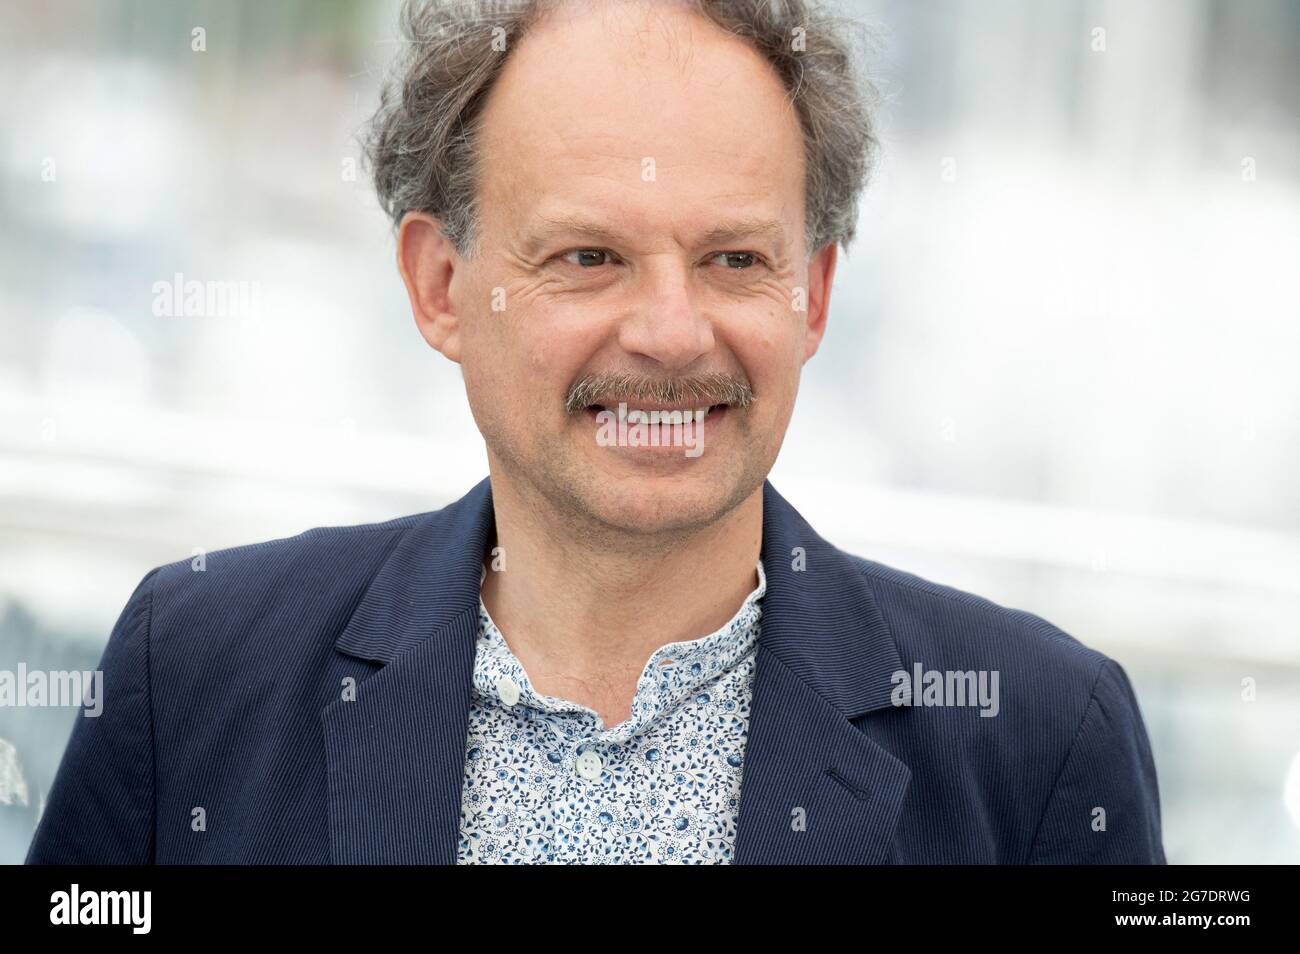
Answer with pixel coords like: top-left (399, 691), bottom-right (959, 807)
top-left (27, 477), bottom-right (1165, 864)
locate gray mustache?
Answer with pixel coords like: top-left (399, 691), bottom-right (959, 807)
top-left (565, 371), bottom-right (755, 416)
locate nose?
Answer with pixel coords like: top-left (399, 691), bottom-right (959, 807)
top-left (616, 258), bottom-right (714, 371)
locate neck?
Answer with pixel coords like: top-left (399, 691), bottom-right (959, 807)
top-left (480, 463), bottom-right (763, 722)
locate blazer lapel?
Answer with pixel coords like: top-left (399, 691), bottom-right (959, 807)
top-left (321, 477), bottom-right (495, 864)
top-left (318, 476), bottom-right (911, 865)
top-left (733, 481), bottom-right (912, 864)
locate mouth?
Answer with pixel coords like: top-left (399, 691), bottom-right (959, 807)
top-left (582, 401), bottom-right (729, 458)
top-left (583, 403), bottom-right (730, 437)
top-left (583, 402), bottom-right (728, 419)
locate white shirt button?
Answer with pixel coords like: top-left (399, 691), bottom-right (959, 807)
top-left (575, 750), bottom-right (603, 780)
top-left (496, 676), bottom-right (520, 707)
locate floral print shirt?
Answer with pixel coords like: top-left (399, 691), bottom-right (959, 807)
top-left (457, 561), bottom-right (766, 864)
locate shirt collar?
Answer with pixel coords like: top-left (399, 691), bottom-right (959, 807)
top-left (472, 560), bottom-right (766, 740)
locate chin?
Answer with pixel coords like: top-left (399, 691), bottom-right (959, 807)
top-left (572, 461), bottom-right (761, 538)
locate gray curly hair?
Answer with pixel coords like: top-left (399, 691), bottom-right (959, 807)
top-left (364, 0), bottom-right (878, 261)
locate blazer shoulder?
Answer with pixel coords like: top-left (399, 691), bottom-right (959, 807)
top-left (141, 509), bottom-right (443, 669)
top-left (845, 552), bottom-right (1112, 700)
top-left (149, 509), bottom-right (429, 593)
top-left (841, 553), bottom-right (1163, 862)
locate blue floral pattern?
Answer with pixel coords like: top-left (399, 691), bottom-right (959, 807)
top-left (457, 561), bottom-right (766, 864)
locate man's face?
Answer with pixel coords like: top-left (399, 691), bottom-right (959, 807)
top-left (452, 0), bottom-right (834, 535)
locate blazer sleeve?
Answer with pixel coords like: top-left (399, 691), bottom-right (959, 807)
top-left (1027, 658), bottom-right (1166, 864)
top-left (25, 568), bottom-right (160, 864)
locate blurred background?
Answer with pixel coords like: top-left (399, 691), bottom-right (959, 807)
top-left (1, 0), bottom-right (1297, 864)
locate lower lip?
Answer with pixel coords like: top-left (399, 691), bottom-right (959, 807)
top-left (582, 404), bottom-right (728, 450)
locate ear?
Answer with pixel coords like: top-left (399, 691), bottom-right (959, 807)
top-left (801, 242), bottom-right (838, 363)
top-left (397, 211), bottom-right (464, 364)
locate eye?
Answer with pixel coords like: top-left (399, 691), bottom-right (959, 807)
top-left (709, 251), bottom-right (765, 270)
top-left (559, 248), bottom-right (618, 268)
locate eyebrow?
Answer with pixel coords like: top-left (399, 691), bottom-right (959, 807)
top-left (520, 212), bottom-right (788, 258)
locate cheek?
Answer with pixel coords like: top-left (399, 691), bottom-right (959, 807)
top-left (469, 298), bottom-right (550, 380)
top-left (737, 309), bottom-right (801, 381)
top-left (522, 302), bottom-right (612, 379)
top-left (525, 340), bottom-right (551, 375)
top-left (461, 359), bottom-right (500, 425)
top-left (479, 314), bottom-right (588, 414)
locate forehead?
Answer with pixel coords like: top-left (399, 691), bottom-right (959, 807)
top-left (475, 1), bottom-right (806, 249)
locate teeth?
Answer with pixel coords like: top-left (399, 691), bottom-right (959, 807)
top-left (591, 404), bottom-right (721, 418)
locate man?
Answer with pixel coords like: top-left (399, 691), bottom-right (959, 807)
top-left (28, 0), bottom-right (1164, 864)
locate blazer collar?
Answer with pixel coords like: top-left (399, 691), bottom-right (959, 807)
top-left (333, 476), bottom-right (495, 666)
top-left (755, 479), bottom-right (904, 718)
top-left (322, 476), bottom-right (911, 864)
